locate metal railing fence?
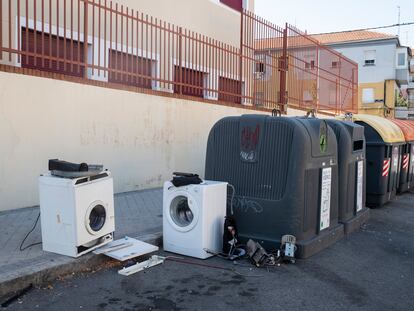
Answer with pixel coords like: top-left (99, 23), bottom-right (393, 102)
top-left (0, 1), bottom-right (358, 113)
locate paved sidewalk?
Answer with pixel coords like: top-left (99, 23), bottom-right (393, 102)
top-left (0, 188), bottom-right (163, 298)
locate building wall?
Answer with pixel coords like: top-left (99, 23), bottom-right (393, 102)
top-left (358, 80), bottom-right (396, 117)
top-left (329, 40), bottom-right (401, 117)
top-left (0, 0), bottom-right (255, 104)
top-left (0, 69), bottom-right (309, 212)
top-left (107, 0), bottom-right (250, 47)
top-left (1, 0), bottom-right (251, 63)
top-left (333, 41), bottom-right (397, 83)
top-left (0, 70), bottom-right (258, 211)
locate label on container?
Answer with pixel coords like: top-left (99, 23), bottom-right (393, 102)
top-left (392, 146), bottom-right (399, 170)
top-left (411, 147), bottom-right (414, 162)
top-left (356, 161), bottom-right (364, 212)
top-left (320, 167), bottom-right (332, 231)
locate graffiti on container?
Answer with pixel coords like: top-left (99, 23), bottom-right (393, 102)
top-left (233, 196), bottom-right (263, 213)
top-left (240, 125), bottom-right (261, 162)
top-left (241, 125), bottom-right (260, 150)
top-left (240, 151), bottom-right (256, 162)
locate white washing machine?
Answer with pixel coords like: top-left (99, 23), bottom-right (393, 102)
top-left (163, 180), bottom-right (227, 259)
top-left (39, 171), bottom-right (115, 257)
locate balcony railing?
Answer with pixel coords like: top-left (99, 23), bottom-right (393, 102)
top-left (0, 0), bottom-right (358, 114)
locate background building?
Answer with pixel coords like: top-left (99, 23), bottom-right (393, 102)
top-left (400, 54), bottom-right (414, 119)
top-left (312, 31), bottom-right (413, 118)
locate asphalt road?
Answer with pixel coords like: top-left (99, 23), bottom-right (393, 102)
top-left (3, 193), bottom-right (414, 311)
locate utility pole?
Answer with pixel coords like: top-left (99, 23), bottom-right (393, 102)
top-left (397, 6), bottom-right (401, 38)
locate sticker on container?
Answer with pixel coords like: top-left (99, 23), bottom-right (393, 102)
top-left (382, 159), bottom-right (390, 177)
top-left (402, 154), bottom-right (409, 170)
top-left (356, 161), bottom-right (363, 212)
top-left (411, 147), bottom-right (414, 162)
top-left (392, 147), bottom-right (399, 170)
top-left (320, 167), bottom-right (332, 231)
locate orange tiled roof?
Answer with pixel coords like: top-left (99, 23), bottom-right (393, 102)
top-left (311, 30), bottom-right (398, 45)
top-left (255, 30), bottom-right (398, 50)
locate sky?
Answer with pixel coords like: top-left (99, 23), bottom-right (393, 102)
top-left (255, 0), bottom-right (414, 47)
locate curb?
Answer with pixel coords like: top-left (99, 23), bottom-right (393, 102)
top-left (0, 232), bottom-right (162, 301)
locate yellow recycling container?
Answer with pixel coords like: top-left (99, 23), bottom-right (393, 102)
top-left (338, 114), bottom-right (405, 207)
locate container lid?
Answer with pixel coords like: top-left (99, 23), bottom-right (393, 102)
top-left (337, 114), bottom-right (405, 143)
top-left (388, 119), bottom-right (414, 142)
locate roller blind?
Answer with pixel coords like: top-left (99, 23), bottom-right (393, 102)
top-left (362, 88), bottom-right (375, 104)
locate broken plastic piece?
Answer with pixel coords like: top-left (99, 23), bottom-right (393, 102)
top-left (246, 239), bottom-right (269, 267)
top-left (118, 255), bottom-right (165, 276)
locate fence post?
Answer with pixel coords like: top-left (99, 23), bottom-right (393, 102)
top-left (83, 0), bottom-right (89, 77)
top-left (352, 67), bottom-right (356, 112)
top-left (279, 23), bottom-right (288, 110)
top-left (239, 9), bottom-right (244, 104)
top-left (0, 0), bottom-right (2, 61)
top-left (315, 45), bottom-right (319, 112)
top-left (338, 60), bottom-right (342, 114)
top-left (336, 78), bottom-right (339, 115)
top-left (178, 27), bottom-right (182, 94)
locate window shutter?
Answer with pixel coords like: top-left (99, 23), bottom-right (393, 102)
top-left (21, 28), bottom-right (85, 77)
top-left (108, 50), bottom-right (153, 89)
top-left (174, 66), bottom-right (205, 98)
top-left (362, 88), bottom-right (375, 104)
top-left (219, 77), bottom-right (242, 104)
top-left (364, 50), bottom-right (376, 65)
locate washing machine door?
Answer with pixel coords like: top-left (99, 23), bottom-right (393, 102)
top-left (85, 200), bottom-right (108, 235)
top-left (166, 192), bottom-right (199, 233)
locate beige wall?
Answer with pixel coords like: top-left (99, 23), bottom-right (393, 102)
top-left (0, 70), bottom-right (268, 211)
top-left (114, 0), bottom-right (252, 46)
top-left (0, 68), bottom-right (323, 212)
top-left (358, 81), bottom-right (397, 118)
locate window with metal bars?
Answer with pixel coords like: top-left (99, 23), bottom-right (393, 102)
top-left (173, 66), bottom-right (205, 98)
top-left (218, 76), bottom-right (242, 104)
top-left (20, 27), bottom-right (85, 77)
top-left (108, 49), bottom-right (153, 89)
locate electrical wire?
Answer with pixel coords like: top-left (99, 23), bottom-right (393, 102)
top-left (165, 257), bottom-right (264, 278)
top-left (204, 247), bottom-right (246, 260)
top-left (313, 22), bottom-right (414, 36)
top-left (19, 212), bottom-right (42, 251)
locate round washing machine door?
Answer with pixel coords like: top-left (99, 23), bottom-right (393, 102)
top-left (166, 192), bottom-right (199, 233)
top-left (85, 201), bottom-right (108, 235)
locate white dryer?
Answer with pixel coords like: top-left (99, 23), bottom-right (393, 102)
top-left (39, 171), bottom-right (115, 257)
top-left (163, 180), bottom-right (227, 259)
